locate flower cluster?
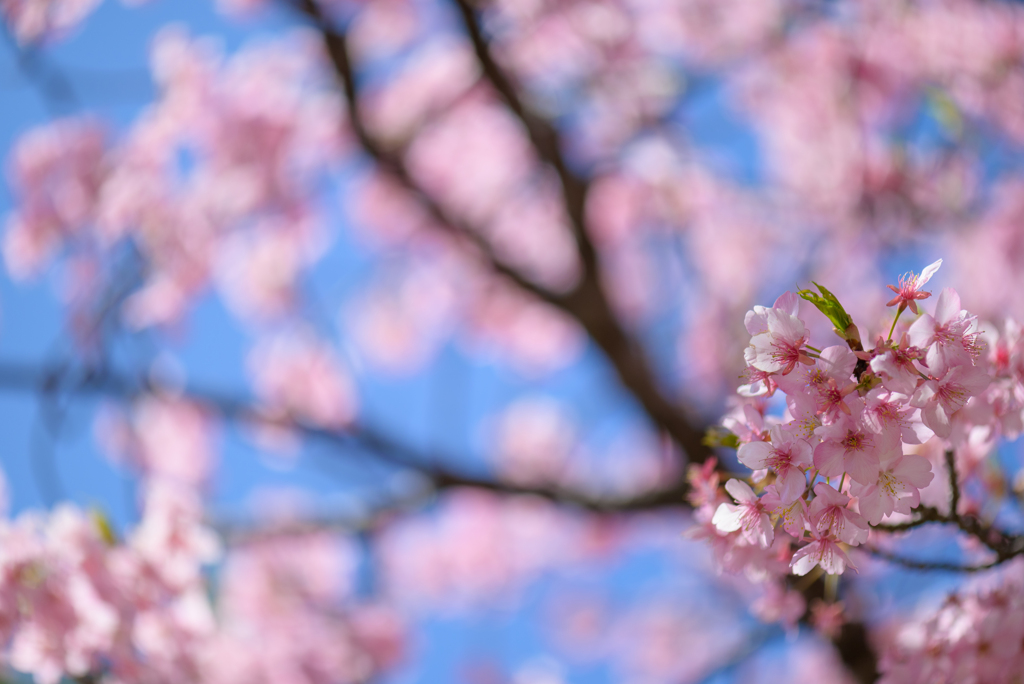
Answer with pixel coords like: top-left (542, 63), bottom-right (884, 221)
top-left (0, 483), bottom-right (404, 684)
top-left (0, 484), bottom-right (217, 684)
top-left (879, 566), bottom-right (1024, 684)
top-left (697, 260), bottom-right (994, 579)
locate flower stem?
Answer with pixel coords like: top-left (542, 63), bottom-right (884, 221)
top-left (838, 473), bottom-right (846, 492)
top-left (887, 308), bottom-right (903, 343)
top-left (795, 566), bottom-right (825, 591)
top-left (824, 573), bottom-right (839, 603)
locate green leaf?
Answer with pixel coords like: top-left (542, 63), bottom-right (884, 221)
top-left (90, 508), bottom-right (118, 546)
top-left (703, 427), bottom-right (740, 449)
top-left (927, 87), bottom-right (964, 140)
top-left (797, 282), bottom-right (857, 340)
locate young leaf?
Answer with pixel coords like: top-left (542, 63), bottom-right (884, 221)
top-left (797, 282), bottom-right (858, 341)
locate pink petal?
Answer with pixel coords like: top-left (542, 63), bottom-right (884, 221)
top-left (844, 449), bottom-right (880, 486)
top-left (922, 401), bottom-right (951, 438)
top-left (933, 288), bottom-right (961, 325)
top-left (737, 441), bottom-right (773, 470)
top-left (777, 467), bottom-right (807, 504)
top-left (907, 314), bottom-right (935, 349)
top-left (813, 441), bottom-right (846, 477)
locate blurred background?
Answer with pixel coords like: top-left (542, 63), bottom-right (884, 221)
top-left (3, 0), bottom-right (1024, 682)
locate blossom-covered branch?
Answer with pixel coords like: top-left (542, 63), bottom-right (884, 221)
top-left (698, 260), bottom-right (1024, 578)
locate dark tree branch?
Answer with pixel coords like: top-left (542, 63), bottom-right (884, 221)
top-left (0, 361), bottom-right (696, 515)
top-left (873, 503), bottom-right (1020, 559)
top-left (449, 0), bottom-right (596, 274)
top-left (296, 0), bottom-right (563, 310)
top-left (0, 359), bottom-right (889, 681)
top-left (1, 26), bottom-right (80, 116)
top-left (447, 0), bottom-right (715, 466)
top-left (287, 0), bottom-right (714, 466)
top-left (6, 357), bottom-right (1022, 580)
top-left (863, 545), bottom-right (1002, 573)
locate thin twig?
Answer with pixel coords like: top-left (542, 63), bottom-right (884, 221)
top-left (449, 0), bottom-right (596, 273)
top-left (0, 25), bottom-right (81, 115)
top-left (945, 449), bottom-right (960, 516)
top-left (863, 545), bottom-right (1002, 573)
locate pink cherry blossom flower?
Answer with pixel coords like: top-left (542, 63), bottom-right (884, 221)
top-left (761, 484), bottom-right (807, 537)
top-left (95, 395), bottom-right (217, 487)
top-left (862, 388), bottom-right (932, 450)
top-left (711, 479), bottom-right (774, 548)
top-left (743, 291), bottom-right (801, 336)
top-left (491, 396), bottom-right (577, 487)
top-left (910, 364), bottom-right (991, 438)
top-left (791, 531), bottom-right (856, 576)
top-left (813, 413), bottom-right (882, 485)
top-left (807, 483), bottom-right (869, 545)
top-left (870, 333), bottom-right (927, 395)
top-left (1, 0), bottom-right (103, 43)
top-left (744, 308), bottom-right (813, 376)
top-left (248, 330), bottom-right (358, 430)
top-left (810, 600), bottom-right (846, 639)
top-left (777, 344), bottom-right (859, 420)
top-left (751, 582), bottom-right (806, 632)
top-left (886, 258), bottom-right (941, 315)
top-left (686, 457), bottom-right (723, 514)
top-left (907, 287), bottom-right (982, 377)
top-left (779, 400), bottom-right (824, 445)
top-left (4, 118), bottom-right (106, 280)
top-left (736, 426), bottom-right (811, 503)
top-left (851, 451), bottom-right (935, 525)
top-left (720, 398), bottom-right (770, 444)
top-left (737, 365), bottom-right (780, 398)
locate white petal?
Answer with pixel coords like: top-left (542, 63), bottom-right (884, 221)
top-left (790, 545), bottom-right (819, 576)
top-left (712, 503), bottom-right (743, 532)
top-left (918, 258), bottom-right (942, 286)
top-left (725, 478), bottom-right (758, 504)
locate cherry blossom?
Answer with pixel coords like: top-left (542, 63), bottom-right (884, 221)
top-left (1, 0), bottom-right (102, 42)
top-left (248, 330), bottom-right (358, 431)
top-left (745, 308), bottom-right (813, 376)
top-left (712, 479), bottom-right (774, 549)
top-left (886, 258), bottom-right (942, 316)
top-left (870, 336), bottom-right (928, 401)
top-left (4, 118), bottom-right (106, 280)
top-left (850, 450), bottom-right (934, 525)
top-left (736, 426), bottom-right (811, 504)
top-left (807, 484), bottom-right (869, 546)
top-left (813, 412), bottom-right (882, 485)
top-left (908, 288), bottom-right (982, 377)
top-left (761, 484), bottom-right (807, 537)
top-left (862, 387), bottom-right (932, 449)
top-left (702, 276), bottom-right (996, 586)
top-left (777, 344), bottom-right (859, 421)
top-left (911, 364), bottom-right (992, 439)
top-left (8, 0), bottom-right (1024, 681)
top-left (790, 531), bottom-right (856, 576)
